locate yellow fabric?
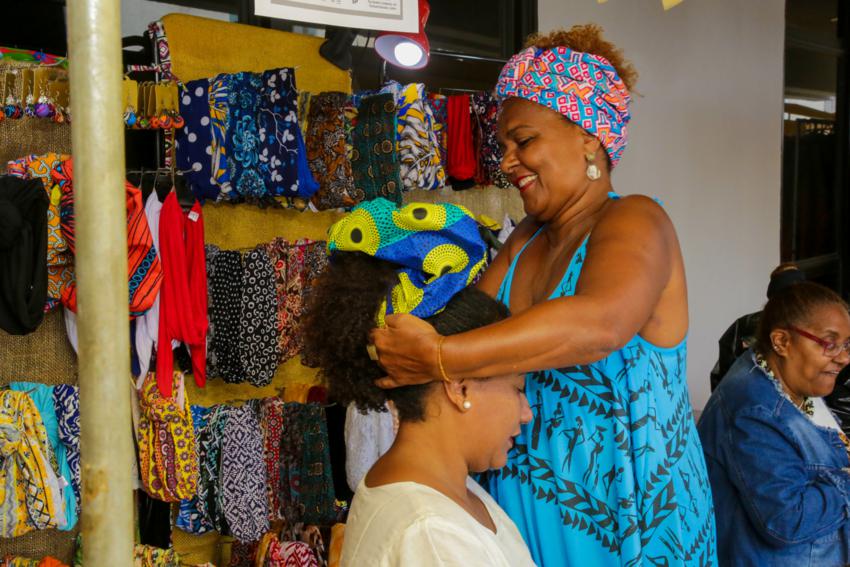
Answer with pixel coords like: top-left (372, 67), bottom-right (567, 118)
top-left (0, 391), bottom-right (59, 537)
top-left (328, 523), bottom-right (345, 567)
top-left (161, 14), bottom-right (351, 94)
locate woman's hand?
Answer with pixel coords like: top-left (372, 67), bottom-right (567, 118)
top-left (370, 313), bottom-right (442, 388)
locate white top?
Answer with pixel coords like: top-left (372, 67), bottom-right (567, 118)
top-left (341, 476), bottom-right (536, 567)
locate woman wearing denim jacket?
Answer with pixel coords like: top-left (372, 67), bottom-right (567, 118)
top-left (698, 281), bottom-right (850, 566)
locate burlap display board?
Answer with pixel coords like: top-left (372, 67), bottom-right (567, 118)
top-left (0, 310), bottom-right (79, 563)
top-left (0, 117), bottom-right (72, 167)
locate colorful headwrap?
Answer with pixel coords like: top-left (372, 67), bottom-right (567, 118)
top-left (496, 46), bottom-right (632, 168)
top-left (327, 198), bottom-right (487, 320)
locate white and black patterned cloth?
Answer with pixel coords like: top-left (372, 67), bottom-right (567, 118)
top-left (204, 244), bottom-right (221, 379)
top-left (209, 250), bottom-right (244, 382)
top-left (220, 402), bottom-right (269, 542)
top-left (238, 248), bottom-right (281, 386)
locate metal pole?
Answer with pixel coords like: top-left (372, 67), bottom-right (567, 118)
top-left (66, 0), bottom-right (134, 564)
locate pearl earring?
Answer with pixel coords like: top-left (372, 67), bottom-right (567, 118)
top-left (462, 400), bottom-right (472, 410)
top-left (585, 152), bottom-right (601, 181)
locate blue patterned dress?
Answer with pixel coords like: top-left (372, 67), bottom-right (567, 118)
top-left (485, 210), bottom-right (717, 566)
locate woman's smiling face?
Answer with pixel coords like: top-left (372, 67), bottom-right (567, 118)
top-left (497, 97), bottom-right (603, 221)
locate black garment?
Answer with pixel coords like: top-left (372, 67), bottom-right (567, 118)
top-left (710, 311), bottom-right (761, 392)
top-left (0, 176), bottom-right (48, 334)
top-left (137, 490), bottom-right (172, 549)
top-left (825, 367), bottom-right (850, 438)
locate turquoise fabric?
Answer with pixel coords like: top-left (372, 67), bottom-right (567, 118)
top-left (9, 382), bottom-right (78, 530)
top-left (484, 200), bottom-right (716, 566)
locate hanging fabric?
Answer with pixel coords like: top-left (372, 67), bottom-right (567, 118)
top-left (0, 176), bottom-right (48, 335)
top-left (446, 94), bottom-right (476, 182)
top-left (156, 191), bottom-right (207, 397)
top-left (226, 72), bottom-right (268, 204)
top-left (471, 92), bottom-right (511, 188)
top-left (175, 404), bottom-right (214, 534)
top-left (134, 192), bottom-right (164, 381)
top-left (258, 67), bottom-right (302, 198)
top-left (350, 93), bottom-right (402, 205)
top-left (52, 385), bottom-right (80, 513)
top-left (306, 91), bottom-right (358, 210)
top-left (209, 73), bottom-right (232, 199)
top-left (238, 247), bottom-right (280, 386)
top-left (207, 250), bottom-right (244, 383)
top-left (176, 78), bottom-right (218, 203)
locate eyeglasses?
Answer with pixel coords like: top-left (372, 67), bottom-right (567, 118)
top-left (789, 326), bottom-right (850, 358)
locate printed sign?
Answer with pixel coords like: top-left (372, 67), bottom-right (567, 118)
top-left (255, 0), bottom-right (419, 33)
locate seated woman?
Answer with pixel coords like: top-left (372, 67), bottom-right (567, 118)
top-left (698, 282), bottom-right (850, 566)
top-left (302, 199), bottom-right (535, 566)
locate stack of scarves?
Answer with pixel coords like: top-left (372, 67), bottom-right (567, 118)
top-left (176, 67), bottom-right (317, 205)
top-left (173, 400), bottom-right (337, 543)
top-left (205, 238), bottom-right (328, 387)
top-left (135, 372), bottom-right (199, 503)
top-left (0, 390), bottom-right (66, 537)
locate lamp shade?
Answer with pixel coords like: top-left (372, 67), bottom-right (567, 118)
top-left (375, 0), bottom-right (430, 70)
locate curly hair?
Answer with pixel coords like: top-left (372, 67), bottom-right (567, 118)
top-left (301, 252), bottom-right (509, 421)
top-left (525, 24), bottom-right (638, 92)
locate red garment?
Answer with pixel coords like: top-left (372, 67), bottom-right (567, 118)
top-left (446, 94), bottom-right (476, 181)
top-left (57, 159), bottom-right (162, 318)
top-left (156, 192), bottom-right (207, 396)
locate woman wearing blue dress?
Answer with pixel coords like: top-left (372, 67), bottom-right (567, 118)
top-left (371, 24), bottom-right (716, 566)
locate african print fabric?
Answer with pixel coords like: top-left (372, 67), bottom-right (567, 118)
top-left (204, 244), bottom-right (221, 379)
top-left (198, 405), bottom-right (230, 534)
top-left (258, 67), bottom-right (301, 198)
top-left (208, 250), bottom-right (244, 383)
top-left (209, 74), bottom-right (232, 199)
top-left (238, 248), bottom-right (280, 386)
top-left (327, 198), bottom-right (487, 319)
top-left (394, 83), bottom-right (445, 191)
top-left (471, 92), bottom-right (511, 188)
top-left (176, 404), bottom-right (213, 534)
top-left (226, 72), bottom-right (267, 203)
top-left (135, 372), bottom-right (199, 502)
top-left (177, 79), bottom-right (218, 202)
top-left (260, 397), bottom-right (285, 521)
top-left (220, 402), bottom-right (269, 542)
top-left (496, 46), bottom-right (631, 167)
top-left (351, 93), bottom-right (402, 205)
top-left (306, 92), bottom-right (358, 210)
top-left (0, 390), bottom-right (63, 537)
top-left (427, 93), bottom-right (448, 169)
top-left (299, 241), bottom-right (330, 368)
top-left (267, 540), bottom-right (319, 567)
top-left (52, 385), bottom-right (80, 511)
top-left (484, 219), bottom-right (716, 566)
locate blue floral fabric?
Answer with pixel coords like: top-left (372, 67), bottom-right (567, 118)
top-left (177, 79), bottom-right (217, 202)
top-left (485, 218), bottom-right (717, 566)
top-left (225, 72), bottom-right (266, 203)
top-left (258, 68), bottom-right (303, 198)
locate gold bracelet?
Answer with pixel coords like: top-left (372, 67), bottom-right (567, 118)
top-left (437, 336), bottom-right (452, 383)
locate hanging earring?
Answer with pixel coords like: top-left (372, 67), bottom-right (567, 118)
top-left (24, 92), bottom-right (37, 117)
top-left (585, 152), bottom-right (601, 181)
top-left (35, 86), bottom-right (54, 119)
top-left (462, 399), bottom-right (472, 410)
top-left (123, 103), bottom-right (137, 127)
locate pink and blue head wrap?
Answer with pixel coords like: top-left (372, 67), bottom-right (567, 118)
top-left (496, 46), bottom-right (632, 168)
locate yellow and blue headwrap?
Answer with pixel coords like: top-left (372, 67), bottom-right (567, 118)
top-left (327, 198), bottom-right (487, 321)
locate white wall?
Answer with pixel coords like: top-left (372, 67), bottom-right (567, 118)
top-left (120, 0), bottom-right (232, 38)
top-left (538, 0), bottom-right (785, 409)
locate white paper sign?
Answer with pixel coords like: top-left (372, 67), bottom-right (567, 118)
top-left (255, 0), bottom-right (419, 33)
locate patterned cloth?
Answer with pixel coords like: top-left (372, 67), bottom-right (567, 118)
top-left (260, 397), bottom-right (285, 521)
top-left (258, 67), bottom-right (301, 198)
top-left (485, 205), bottom-right (716, 565)
top-left (176, 404), bottom-right (213, 534)
top-left (239, 248), bottom-right (281, 386)
top-left (350, 93), bottom-right (402, 205)
top-left (55, 159), bottom-right (163, 318)
top-left (394, 83), bottom-right (445, 191)
top-left (496, 45), bottom-right (632, 167)
top-left (135, 372), bottom-right (199, 502)
top-left (208, 250), bottom-right (244, 383)
top-left (52, 385), bottom-right (80, 510)
top-left (226, 72), bottom-right (268, 203)
top-left (298, 241), bottom-right (330, 368)
top-left (204, 245), bottom-right (221, 379)
top-left (133, 543), bottom-right (181, 567)
top-left (8, 383), bottom-right (76, 530)
top-left (306, 92), bottom-right (358, 210)
top-left (209, 74), bottom-right (232, 199)
top-left (471, 92), bottom-right (511, 188)
top-left (147, 21), bottom-right (175, 81)
top-left (265, 239), bottom-right (314, 363)
top-left (228, 540), bottom-right (259, 567)
top-left (426, 93), bottom-right (448, 170)
top-left (327, 198), bottom-right (487, 320)
top-left (0, 390), bottom-right (63, 537)
top-left (197, 404), bottom-right (229, 533)
top-left (177, 79), bottom-right (218, 202)
top-left (220, 402), bottom-right (269, 542)
top-left (267, 540), bottom-right (319, 567)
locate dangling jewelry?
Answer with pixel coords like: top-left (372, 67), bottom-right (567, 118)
top-left (755, 352), bottom-right (814, 416)
top-left (585, 152), bottom-right (601, 181)
top-left (5, 94), bottom-right (22, 119)
top-left (123, 104), bottom-right (137, 127)
top-left (23, 93), bottom-right (36, 117)
top-left (462, 400), bottom-right (472, 410)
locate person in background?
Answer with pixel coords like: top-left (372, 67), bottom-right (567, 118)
top-left (370, 24), bottom-right (715, 566)
top-left (710, 263), bottom-right (806, 391)
top-left (301, 200), bottom-right (536, 567)
top-left (698, 282), bottom-right (850, 566)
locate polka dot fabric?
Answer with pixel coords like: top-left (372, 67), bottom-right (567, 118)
top-left (177, 79), bottom-right (218, 201)
top-left (239, 247), bottom-right (281, 386)
top-left (209, 250), bottom-right (244, 383)
top-left (327, 198), bottom-right (487, 319)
